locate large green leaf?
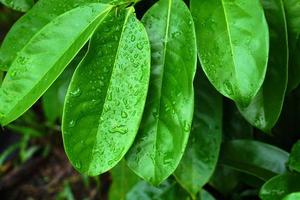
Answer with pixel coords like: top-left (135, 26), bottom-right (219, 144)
top-left (220, 140), bottom-right (289, 181)
top-left (191, 0), bottom-right (269, 105)
top-left (0, 3), bottom-right (113, 125)
top-left (259, 173), bottom-right (300, 200)
top-left (288, 140), bottom-right (300, 173)
top-left (126, 0), bottom-right (197, 185)
top-left (0, 0), bottom-right (34, 12)
top-left (0, 0), bottom-right (128, 71)
top-left (174, 69), bottom-right (222, 197)
top-left (237, 0), bottom-right (289, 132)
top-left (284, 0), bottom-right (300, 92)
top-left (62, 8), bottom-right (150, 176)
top-left (109, 159), bottom-right (140, 200)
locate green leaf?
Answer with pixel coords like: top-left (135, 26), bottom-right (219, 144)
top-left (62, 7), bottom-right (150, 176)
top-left (0, 0), bottom-right (34, 12)
top-left (209, 165), bottom-right (241, 195)
top-left (109, 159), bottom-right (140, 200)
top-left (259, 173), bottom-right (300, 200)
top-left (283, 192), bottom-right (300, 200)
top-left (284, 0), bottom-right (300, 92)
top-left (191, 0), bottom-right (269, 105)
top-left (42, 50), bottom-right (85, 123)
top-left (174, 69), bottom-right (222, 197)
top-left (288, 140), bottom-right (300, 173)
top-left (0, 0), bottom-right (122, 71)
top-left (237, 0), bottom-right (289, 132)
top-left (200, 190), bottom-right (216, 200)
top-left (223, 101), bottom-right (253, 140)
top-left (126, 179), bottom-right (190, 200)
top-left (0, 3), bottom-right (113, 125)
top-left (126, 0), bottom-right (197, 185)
top-left (220, 140), bottom-right (289, 181)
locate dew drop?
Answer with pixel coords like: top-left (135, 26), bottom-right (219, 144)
top-left (69, 120), bottom-right (76, 128)
top-left (121, 111), bottom-right (128, 118)
top-left (70, 88), bottom-right (81, 97)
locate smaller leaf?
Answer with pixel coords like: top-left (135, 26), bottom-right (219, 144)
top-left (42, 50), bottom-right (85, 123)
top-left (174, 69), bottom-right (222, 197)
top-left (0, 0), bottom-right (34, 12)
top-left (220, 140), bottom-right (289, 181)
top-left (109, 160), bottom-right (140, 200)
top-left (284, 0), bottom-right (300, 92)
top-left (259, 173), bottom-right (300, 200)
top-left (283, 192), bottom-right (300, 200)
top-left (126, 179), bottom-right (189, 200)
top-left (237, 0), bottom-right (289, 132)
top-left (288, 140), bottom-right (300, 173)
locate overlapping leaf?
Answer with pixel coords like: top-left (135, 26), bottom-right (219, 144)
top-left (0, 0), bottom-right (129, 71)
top-left (174, 69), bottom-right (222, 197)
top-left (126, 0), bottom-right (197, 185)
top-left (284, 0), bottom-right (300, 92)
top-left (220, 140), bottom-right (289, 181)
top-left (62, 8), bottom-right (150, 175)
top-left (260, 173), bottom-right (300, 200)
top-left (0, 0), bottom-right (34, 12)
top-left (0, 3), bottom-right (112, 125)
top-left (238, 0), bottom-right (289, 132)
top-left (126, 179), bottom-right (189, 200)
top-left (191, 0), bottom-right (269, 105)
top-left (109, 159), bottom-right (140, 200)
top-left (288, 140), bottom-right (300, 173)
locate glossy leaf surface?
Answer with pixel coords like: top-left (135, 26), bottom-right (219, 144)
top-left (238, 0), bottom-right (289, 132)
top-left (260, 173), bottom-right (300, 200)
top-left (109, 159), bottom-right (140, 200)
top-left (0, 0), bottom-right (33, 12)
top-left (62, 8), bottom-right (150, 175)
top-left (191, 0), bottom-right (269, 104)
top-left (174, 69), bottom-right (222, 197)
top-left (126, 0), bottom-right (197, 185)
top-left (284, 0), bottom-right (300, 92)
top-left (0, 0), bottom-right (123, 71)
top-left (0, 3), bottom-right (112, 125)
top-left (220, 140), bottom-right (289, 181)
top-left (288, 140), bottom-right (300, 173)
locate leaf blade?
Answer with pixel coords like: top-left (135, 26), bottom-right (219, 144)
top-left (0, 3), bottom-right (113, 125)
top-left (191, 0), bottom-right (269, 104)
top-left (174, 69), bottom-right (222, 197)
top-left (62, 8), bottom-right (151, 175)
top-left (237, 0), bottom-right (289, 132)
top-left (126, 0), bottom-right (197, 185)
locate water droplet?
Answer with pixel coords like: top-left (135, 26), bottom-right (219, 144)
top-left (184, 121), bottom-right (191, 132)
top-left (137, 43), bottom-right (143, 50)
top-left (109, 125), bottom-right (128, 135)
top-left (70, 88), bottom-right (81, 97)
top-left (69, 120), bottom-right (76, 128)
top-left (75, 161), bottom-right (82, 169)
top-left (131, 35), bottom-right (136, 42)
top-left (121, 111), bottom-right (128, 118)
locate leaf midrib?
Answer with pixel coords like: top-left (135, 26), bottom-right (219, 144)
top-left (151, 0), bottom-right (172, 183)
top-left (220, 0), bottom-right (238, 97)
